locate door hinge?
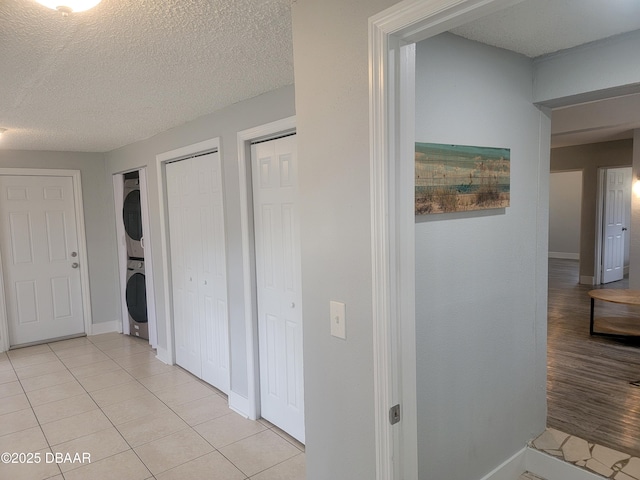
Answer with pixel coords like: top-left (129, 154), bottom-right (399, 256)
top-left (389, 404), bottom-right (401, 425)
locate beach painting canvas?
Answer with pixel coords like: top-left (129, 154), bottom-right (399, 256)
top-left (415, 142), bottom-right (510, 215)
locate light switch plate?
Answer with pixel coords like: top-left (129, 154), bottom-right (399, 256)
top-left (330, 301), bottom-right (346, 339)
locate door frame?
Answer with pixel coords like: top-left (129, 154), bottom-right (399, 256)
top-left (368, 1), bottom-right (525, 478)
top-left (234, 116), bottom-right (296, 419)
top-left (155, 138), bottom-right (223, 365)
top-left (594, 166), bottom-right (632, 285)
top-left (0, 168), bottom-right (92, 352)
top-left (112, 167), bottom-right (158, 348)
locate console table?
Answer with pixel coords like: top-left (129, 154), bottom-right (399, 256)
top-left (588, 289), bottom-right (640, 337)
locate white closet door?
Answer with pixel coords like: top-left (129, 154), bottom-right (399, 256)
top-left (167, 160), bottom-right (201, 377)
top-left (0, 175), bottom-right (84, 346)
top-left (252, 135), bottom-right (305, 442)
top-left (166, 152), bottom-right (230, 393)
top-left (193, 153), bottom-right (230, 392)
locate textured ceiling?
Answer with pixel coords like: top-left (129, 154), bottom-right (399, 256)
top-left (1, 0), bottom-right (639, 152)
top-left (0, 0), bottom-right (293, 152)
top-left (451, 0), bottom-right (640, 58)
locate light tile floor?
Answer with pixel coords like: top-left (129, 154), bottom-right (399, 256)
top-left (0, 333), bottom-right (305, 480)
top-left (532, 427), bottom-right (640, 480)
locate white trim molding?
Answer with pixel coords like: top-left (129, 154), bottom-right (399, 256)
top-left (112, 174), bottom-right (129, 337)
top-left (580, 275), bottom-right (596, 286)
top-left (235, 116), bottom-right (296, 419)
top-left (90, 320), bottom-right (121, 335)
top-left (156, 138), bottom-right (221, 367)
top-left (479, 448), bottom-right (526, 480)
top-left (0, 168), bottom-right (93, 350)
top-left (155, 346), bottom-right (172, 365)
top-left (549, 252), bottom-right (580, 260)
top-left (525, 448), bottom-right (606, 480)
top-left (470, 445), bottom-right (608, 480)
top-left (368, 0), bottom-right (525, 478)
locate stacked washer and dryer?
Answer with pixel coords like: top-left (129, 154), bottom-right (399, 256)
top-left (123, 171), bottom-right (148, 340)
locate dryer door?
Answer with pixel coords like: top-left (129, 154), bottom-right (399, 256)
top-left (123, 188), bottom-right (144, 258)
top-left (126, 272), bottom-right (148, 324)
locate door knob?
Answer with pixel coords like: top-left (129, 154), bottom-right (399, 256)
top-left (623, 227), bottom-right (628, 231)
top-left (71, 252), bottom-right (77, 257)
top-left (290, 302), bottom-right (295, 308)
top-left (71, 262), bottom-right (79, 269)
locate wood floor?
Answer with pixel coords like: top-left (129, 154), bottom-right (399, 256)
top-left (547, 258), bottom-right (640, 457)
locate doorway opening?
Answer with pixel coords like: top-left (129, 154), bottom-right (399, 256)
top-left (112, 168), bottom-right (158, 349)
top-left (370, 0), bottom-right (640, 478)
top-left (547, 153), bottom-right (639, 456)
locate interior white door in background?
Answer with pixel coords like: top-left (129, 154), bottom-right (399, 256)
top-left (602, 167), bottom-right (631, 284)
top-left (252, 134), bottom-right (305, 443)
top-left (166, 152), bottom-right (230, 393)
top-left (0, 175), bottom-right (85, 346)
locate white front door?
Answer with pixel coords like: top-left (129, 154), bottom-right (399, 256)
top-left (166, 152), bottom-right (230, 393)
top-left (0, 175), bottom-right (85, 346)
top-left (252, 134), bottom-right (305, 443)
top-left (602, 167), bottom-right (630, 284)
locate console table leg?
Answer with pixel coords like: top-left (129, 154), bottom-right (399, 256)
top-left (590, 297), bottom-right (595, 336)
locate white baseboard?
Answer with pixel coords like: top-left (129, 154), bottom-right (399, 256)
top-left (229, 392), bottom-right (258, 420)
top-left (474, 445), bottom-right (605, 480)
top-left (580, 275), bottom-right (595, 285)
top-left (525, 447), bottom-right (606, 480)
top-left (90, 320), bottom-right (121, 335)
top-left (549, 252), bottom-right (580, 260)
top-left (479, 447), bottom-right (526, 480)
top-left (155, 346), bottom-right (172, 365)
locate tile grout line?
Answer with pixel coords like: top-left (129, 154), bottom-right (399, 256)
top-left (5, 342), bottom-right (65, 479)
top-left (69, 335), bottom-right (165, 478)
top-left (3, 334), bottom-right (305, 480)
top-left (69, 335), bottom-right (239, 478)
top-left (8, 336), bottom-right (156, 478)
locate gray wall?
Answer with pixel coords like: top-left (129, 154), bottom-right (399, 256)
top-left (291, 0), bottom-right (399, 478)
top-left (534, 30), bottom-right (640, 106)
top-left (414, 33), bottom-right (549, 480)
top-left (550, 140), bottom-right (633, 280)
top-left (0, 150), bottom-right (120, 330)
top-left (549, 171), bottom-right (582, 258)
top-left (105, 85), bottom-right (295, 400)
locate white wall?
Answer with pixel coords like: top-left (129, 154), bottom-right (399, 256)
top-left (630, 130), bottom-right (640, 289)
top-left (105, 85), bottom-right (295, 400)
top-left (549, 171), bottom-right (582, 259)
top-left (0, 151), bottom-right (121, 329)
top-left (414, 33), bottom-right (549, 480)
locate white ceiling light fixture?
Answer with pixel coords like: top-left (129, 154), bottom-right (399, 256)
top-left (34, 0), bottom-right (102, 16)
